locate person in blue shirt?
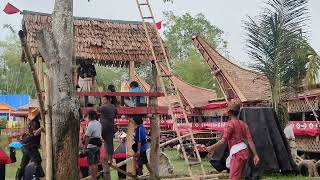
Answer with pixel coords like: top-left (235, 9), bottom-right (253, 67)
top-left (132, 116), bottom-right (153, 176)
top-left (125, 81), bottom-right (146, 107)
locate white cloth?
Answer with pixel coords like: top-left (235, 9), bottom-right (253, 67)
top-left (226, 142), bottom-right (247, 169)
top-left (284, 125), bottom-right (295, 140)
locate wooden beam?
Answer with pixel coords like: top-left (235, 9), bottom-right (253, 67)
top-left (18, 31), bottom-right (46, 131)
top-left (76, 91), bottom-right (164, 97)
top-left (81, 106), bottom-right (168, 115)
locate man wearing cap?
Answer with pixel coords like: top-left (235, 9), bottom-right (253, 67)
top-left (114, 132), bottom-right (127, 179)
top-left (207, 104), bottom-right (260, 180)
top-left (16, 108), bottom-right (44, 179)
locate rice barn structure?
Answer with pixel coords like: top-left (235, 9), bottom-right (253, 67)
top-left (20, 10), bottom-right (226, 179)
top-left (192, 34), bottom-right (320, 177)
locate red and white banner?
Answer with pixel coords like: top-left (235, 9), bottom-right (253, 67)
top-left (288, 121), bottom-right (320, 136)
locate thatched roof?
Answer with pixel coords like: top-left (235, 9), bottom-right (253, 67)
top-left (193, 35), bottom-right (271, 103)
top-left (21, 11), bottom-right (167, 66)
top-left (133, 71), bottom-right (217, 108)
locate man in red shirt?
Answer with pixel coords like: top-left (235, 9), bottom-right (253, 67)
top-left (207, 104), bottom-right (260, 180)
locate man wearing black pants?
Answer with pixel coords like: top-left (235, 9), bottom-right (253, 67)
top-left (16, 110), bottom-right (44, 180)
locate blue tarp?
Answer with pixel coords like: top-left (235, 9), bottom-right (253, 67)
top-left (0, 94), bottom-right (30, 109)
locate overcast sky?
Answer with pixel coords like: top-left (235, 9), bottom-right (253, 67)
top-left (0, 0), bottom-right (319, 65)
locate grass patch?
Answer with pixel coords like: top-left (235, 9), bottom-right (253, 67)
top-left (1, 135), bottom-right (311, 179)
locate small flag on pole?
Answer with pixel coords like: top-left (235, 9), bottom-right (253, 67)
top-left (3, 3), bottom-right (21, 15)
top-left (156, 21), bottom-right (162, 30)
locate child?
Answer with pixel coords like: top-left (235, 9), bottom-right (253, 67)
top-left (114, 132), bottom-right (127, 179)
top-left (132, 116), bottom-right (153, 176)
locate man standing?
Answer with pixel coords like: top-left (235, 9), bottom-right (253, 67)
top-left (207, 104), bottom-right (260, 180)
top-left (132, 116), bottom-right (153, 176)
top-left (97, 96), bottom-right (117, 180)
top-left (16, 109), bottom-right (44, 180)
top-left (82, 110), bottom-right (102, 180)
top-left (77, 61), bottom-right (97, 106)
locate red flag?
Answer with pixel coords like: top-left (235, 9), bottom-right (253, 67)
top-left (3, 3), bottom-right (21, 15)
top-left (156, 21), bottom-right (162, 30)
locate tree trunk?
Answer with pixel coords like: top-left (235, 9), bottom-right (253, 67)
top-left (37, 0), bottom-right (80, 179)
top-left (149, 63), bottom-right (160, 179)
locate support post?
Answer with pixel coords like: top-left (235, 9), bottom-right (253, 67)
top-left (127, 61), bottom-right (136, 178)
top-left (36, 56), bottom-right (47, 178)
top-left (149, 63), bottom-right (160, 179)
top-left (44, 74), bottom-right (53, 180)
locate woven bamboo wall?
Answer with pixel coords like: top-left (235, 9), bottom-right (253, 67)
top-left (287, 97), bottom-right (319, 113)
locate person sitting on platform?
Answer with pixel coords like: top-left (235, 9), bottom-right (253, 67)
top-left (106, 84), bottom-right (118, 106)
top-left (124, 81), bottom-right (146, 107)
top-left (132, 116), bottom-right (153, 176)
top-left (206, 103), bottom-right (260, 180)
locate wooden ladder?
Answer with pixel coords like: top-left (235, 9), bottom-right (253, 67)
top-left (135, 0), bottom-right (206, 178)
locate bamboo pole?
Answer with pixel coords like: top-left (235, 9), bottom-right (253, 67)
top-left (18, 30), bottom-right (46, 130)
top-left (44, 74), bottom-right (53, 180)
top-left (127, 61), bottom-right (136, 178)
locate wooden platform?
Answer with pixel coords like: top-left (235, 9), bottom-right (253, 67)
top-left (81, 106), bottom-right (169, 115)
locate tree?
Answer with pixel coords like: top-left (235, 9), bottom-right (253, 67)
top-left (36, 0), bottom-right (79, 179)
top-left (95, 65), bottom-right (127, 90)
top-left (163, 11), bottom-right (227, 61)
top-left (245, 0), bottom-right (313, 111)
top-left (163, 12), bottom-right (227, 93)
top-left (175, 50), bottom-right (223, 97)
top-left (0, 33), bottom-right (35, 95)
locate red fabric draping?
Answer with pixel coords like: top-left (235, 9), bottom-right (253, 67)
top-left (0, 148), bottom-right (11, 164)
top-left (200, 102), bottom-right (228, 110)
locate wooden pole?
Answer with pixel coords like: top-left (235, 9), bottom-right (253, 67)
top-left (127, 61), bottom-right (136, 178)
top-left (18, 31), bottom-right (46, 130)
top-left (149, 63), bottom-right (160, 179)
top-left (36, 56), bottom-right (48, 179)
top-left (44, 74), bottom-right (53, 180)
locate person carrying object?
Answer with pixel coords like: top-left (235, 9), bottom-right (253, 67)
top-left (206, 103), bottom-right (260, 180)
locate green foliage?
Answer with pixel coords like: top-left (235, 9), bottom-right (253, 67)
top-left (163, 12), bottom-right (228, 93)
top-left (163, 11), bottom-right (227, 61)
top-left (95, 65), bottom-right (127, 90)
top-left (0, 118), bottom-right (6, 130)
top-left (0, 33), bottom-right (35, 95)
top-left (175, 50), bottom-right (223, 97)
top-left (244, 0), bottom-right (313, 113)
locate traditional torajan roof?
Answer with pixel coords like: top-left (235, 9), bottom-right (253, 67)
top-left (192, 34), bottom-right (271, 103)
top-left (133, 71), bottom-right (217, 109)
top-left (21, 11), bottom-right (167, 66)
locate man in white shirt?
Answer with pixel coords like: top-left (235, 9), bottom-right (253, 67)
top-left (82, 110), bottom-right (102, 180)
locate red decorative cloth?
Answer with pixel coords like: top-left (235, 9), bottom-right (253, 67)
top-left (3, 3), bottom-right (20, 14)
top-left (0, 148), bottom-right (11, 164)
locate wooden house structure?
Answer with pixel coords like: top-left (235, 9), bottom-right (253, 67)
top-left (193, 34), bottom-right (320, 157)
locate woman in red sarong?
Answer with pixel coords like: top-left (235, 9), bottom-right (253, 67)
top-left (207, 104), bottom-right (260, 180)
